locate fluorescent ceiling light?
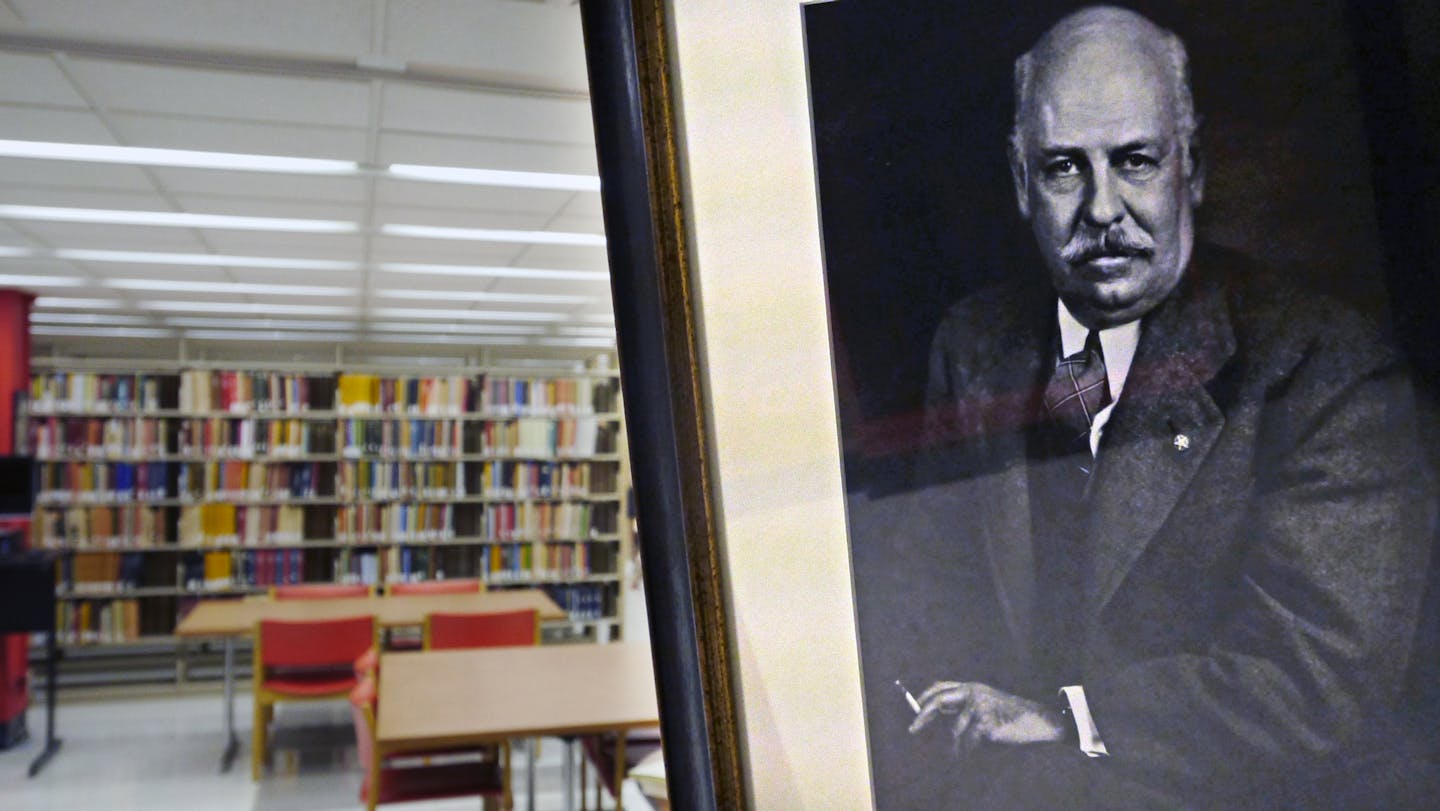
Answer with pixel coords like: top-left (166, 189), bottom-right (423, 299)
top-left (0, 274), bottom-right (85, 287)
top-left (139, 301), bottom-right (358, 316)
top-left (537, 337), bottom-right (617, 348)
top-left (33, 296), bottom-right (123, 309)
top-left (184, 329), bottom-right (358, 342)
top-left (0, 139), bottom-right (357, 174)
top-left (375, 289), bottom-right (590, 305)
top-left (31, 312), bottom-right (156, 326)
top-left (164, 317), bottom-right (359, 330)
top-left (556, 326), bottom-right (620, 337)
top-left (106, 279), bottom-right (351, 296)
top-left (0, 205), bottom-right (358, 233)
top-left (33, 325), bottom-right (175, 339)
top-left (376, 333), bottom-right (530, 346)
top-left (372, 307), bottom-right (568, 323)
top-left (57, 249), bottom-right (359, 272)
top-left (378, 262), bottom-right (608, 281)
top-left (0, 246), bottom-right (34, 257)
top-left (381, 224), bottom-right (605, 247)
top-left (366, 322), bottom-right (546, 335)
top-left (387, 164), bottom-right (599, 192)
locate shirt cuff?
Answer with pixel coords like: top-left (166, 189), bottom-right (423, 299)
top-left (1059, 685), bottom-right (1109, 758)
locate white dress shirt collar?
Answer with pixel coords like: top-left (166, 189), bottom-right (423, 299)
top-left (1056, 299), bottom-right (1141, 404)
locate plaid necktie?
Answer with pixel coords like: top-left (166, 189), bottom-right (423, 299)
top-left (1042, 331), bottom-right (1111, 461)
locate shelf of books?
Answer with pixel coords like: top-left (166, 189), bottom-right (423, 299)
top-left (27, 365), bottom-right (631, 681)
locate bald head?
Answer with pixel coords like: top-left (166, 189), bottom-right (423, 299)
top-left (1004, 6), bottom-right (1205, 328)
top-left (1011, 6), bottom-right (1197, 164)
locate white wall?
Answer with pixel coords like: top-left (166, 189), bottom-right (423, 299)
top-left (666, 1), bottom-right (874, 807)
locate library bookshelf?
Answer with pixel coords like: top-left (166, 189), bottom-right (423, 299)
top-left (26, 360), bottom-right (631, 689)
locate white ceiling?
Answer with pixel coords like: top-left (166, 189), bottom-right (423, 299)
top-left (0, 0), bottom-right (618, 367)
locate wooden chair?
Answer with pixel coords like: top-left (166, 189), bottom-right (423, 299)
top-left (422, 608), bottom-right (540, 650)
top-left (385, 580), bottom-right (485, 650)
top-left (251, 615), bottom-right (376, 780)
top-left (271, 583), bottom-right (374, 599)
top-left (579, 730), bottom-right (663, 810)
top-left (349, 673), bottom-right (506, 811)
top-left (417, 608), bottom-right (542, 807)
top-left (387, 578), bottom-right (484, 596)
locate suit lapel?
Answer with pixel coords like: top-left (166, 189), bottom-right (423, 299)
top-left (961, 291), bottom-right (1052, 657)
top-left (1086, 270), bottom-right (1236, 615)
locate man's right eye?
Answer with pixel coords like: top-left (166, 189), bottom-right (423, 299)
top-left (1044, 158), bottom-right (1079, 177)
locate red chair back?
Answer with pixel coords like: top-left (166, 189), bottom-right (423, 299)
top-left (388, 578), bottom-right (483, 596)
top-left (260, 616), bottom-right (376, 668)
top-left (424, 609), bottom-right (539, 650)
top-left (273, 583), bottom-right (372, 600)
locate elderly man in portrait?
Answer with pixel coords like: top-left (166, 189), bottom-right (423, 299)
top-left (897, 6), bottom-right (1435, 808)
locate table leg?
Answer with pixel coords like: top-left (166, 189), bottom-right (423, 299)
top-left (219, 637), bottom-right (239, 772)
top-left (563, 738), bottom-right (575, 811)
top-left (613, 732), bottom-right (625, 811)
top-left (26, 629), bottom-right (62, 777)
top-left (526, 737), bottom-right (536, 811)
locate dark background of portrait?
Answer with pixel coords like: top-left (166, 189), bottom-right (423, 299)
top-left (805, 0), bottom-right (1440, 808)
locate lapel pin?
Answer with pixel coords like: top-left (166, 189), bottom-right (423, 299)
top-left (1173, 433), bottom-right (1191, 452)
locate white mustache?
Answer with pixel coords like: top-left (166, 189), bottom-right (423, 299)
top-left (1060, 226), bottom-right (1155, 265)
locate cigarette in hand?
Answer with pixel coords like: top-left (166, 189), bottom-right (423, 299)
top-left (895, 679), bottom-right (921, 714)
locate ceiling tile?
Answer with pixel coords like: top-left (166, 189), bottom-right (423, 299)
top-left (0, 53), bottom-right (90, 107)
top-left (12, 0), bottom-right (375, 59)
top-left (375, 177), bottom-right (573, 213)
top-left (385, 0), bottom-right (588, 94)
top-left (67, 59), bottom-right (371, 128)
top-left (381, 83), bottom-right (595, 145)
top-left (0, 157), bottom-right (155, 192)
top-left (110, 113), bottom-right (368, 161)
top-left (150, 167), bottom-right (368, 203)
top-left (11, 222), bottom-right (209, 252)
top-left (199, 231), bottom-right (365, 256)
top-left (0, 105), bottom-right (119, 143)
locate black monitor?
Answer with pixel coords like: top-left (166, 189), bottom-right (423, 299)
top-left (0, 455), bottom-right (34, 515)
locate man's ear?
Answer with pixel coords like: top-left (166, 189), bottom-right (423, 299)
top-left (1009, 136), bottom-right (1031, 220)
top-left (1184, 131), bottom-right (1205, 207)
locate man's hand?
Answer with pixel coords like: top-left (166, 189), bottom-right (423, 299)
top-left (909, 681), bottom-right (1068, 753)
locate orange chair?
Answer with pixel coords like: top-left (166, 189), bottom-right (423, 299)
top-left (271, 583), bottom-right (374, 599)
top-left (417, 608), bottom-right (541, 806)
top-left (387, 578), bottom-right (484, 596)
top-left (386, 580), bottom-right (485, 650)
top-left (422, 609), bottom-right (540, 650)
top-left (579, 730), bottom-right (663, 810)
top-left (349, 673), bottom-right (506, 811)
top-left (252, 615), bottom-right (377, 780)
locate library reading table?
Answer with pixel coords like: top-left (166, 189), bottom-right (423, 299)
top-left (175, 589), bottom-right (566, 772)
top-left (377, 643), bottom-right (659, 811)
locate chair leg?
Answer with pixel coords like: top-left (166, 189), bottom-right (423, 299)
top-left (502, 740), bottom-right (514, 810)
top-left (251, 695), bottom-right (267, 781)
top-left (614, 732), bottom-right (626, 811)
top-left (580, 746), bottom-right (589, 811)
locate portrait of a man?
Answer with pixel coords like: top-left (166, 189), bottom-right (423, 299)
top-left (807, 2), bottom-right (1440, 808)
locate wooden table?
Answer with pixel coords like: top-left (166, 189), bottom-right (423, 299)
top-left (377, 643), bottom-right (660, 811)
top-left (175, 589), bottom-right (566, 772)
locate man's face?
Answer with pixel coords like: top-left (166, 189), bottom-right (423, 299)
top-left (1011, 36), bottom-right (1203, 328)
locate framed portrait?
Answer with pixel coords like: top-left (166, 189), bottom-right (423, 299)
top-left (581, 0), bottom-right (1440, 808)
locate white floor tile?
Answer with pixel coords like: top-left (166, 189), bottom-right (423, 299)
top-left (0, 692), bottom-right (630, 811)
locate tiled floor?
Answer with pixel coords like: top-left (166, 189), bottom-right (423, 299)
top-left (0, 691), bottom-right (645, 810)
top-left (0, 691), bottom-right (642, 811)
top-left (3, 574), bottom-right (659, 810)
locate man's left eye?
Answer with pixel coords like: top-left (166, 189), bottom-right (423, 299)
top-left (1119, 154), bottom-right (1156, 170)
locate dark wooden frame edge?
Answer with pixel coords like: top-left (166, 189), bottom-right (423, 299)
top-left (578, 2), bottom-right (747, 810)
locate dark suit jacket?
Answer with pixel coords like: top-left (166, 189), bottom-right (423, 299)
top-left (864, 247), bottom-right (1435, 809)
